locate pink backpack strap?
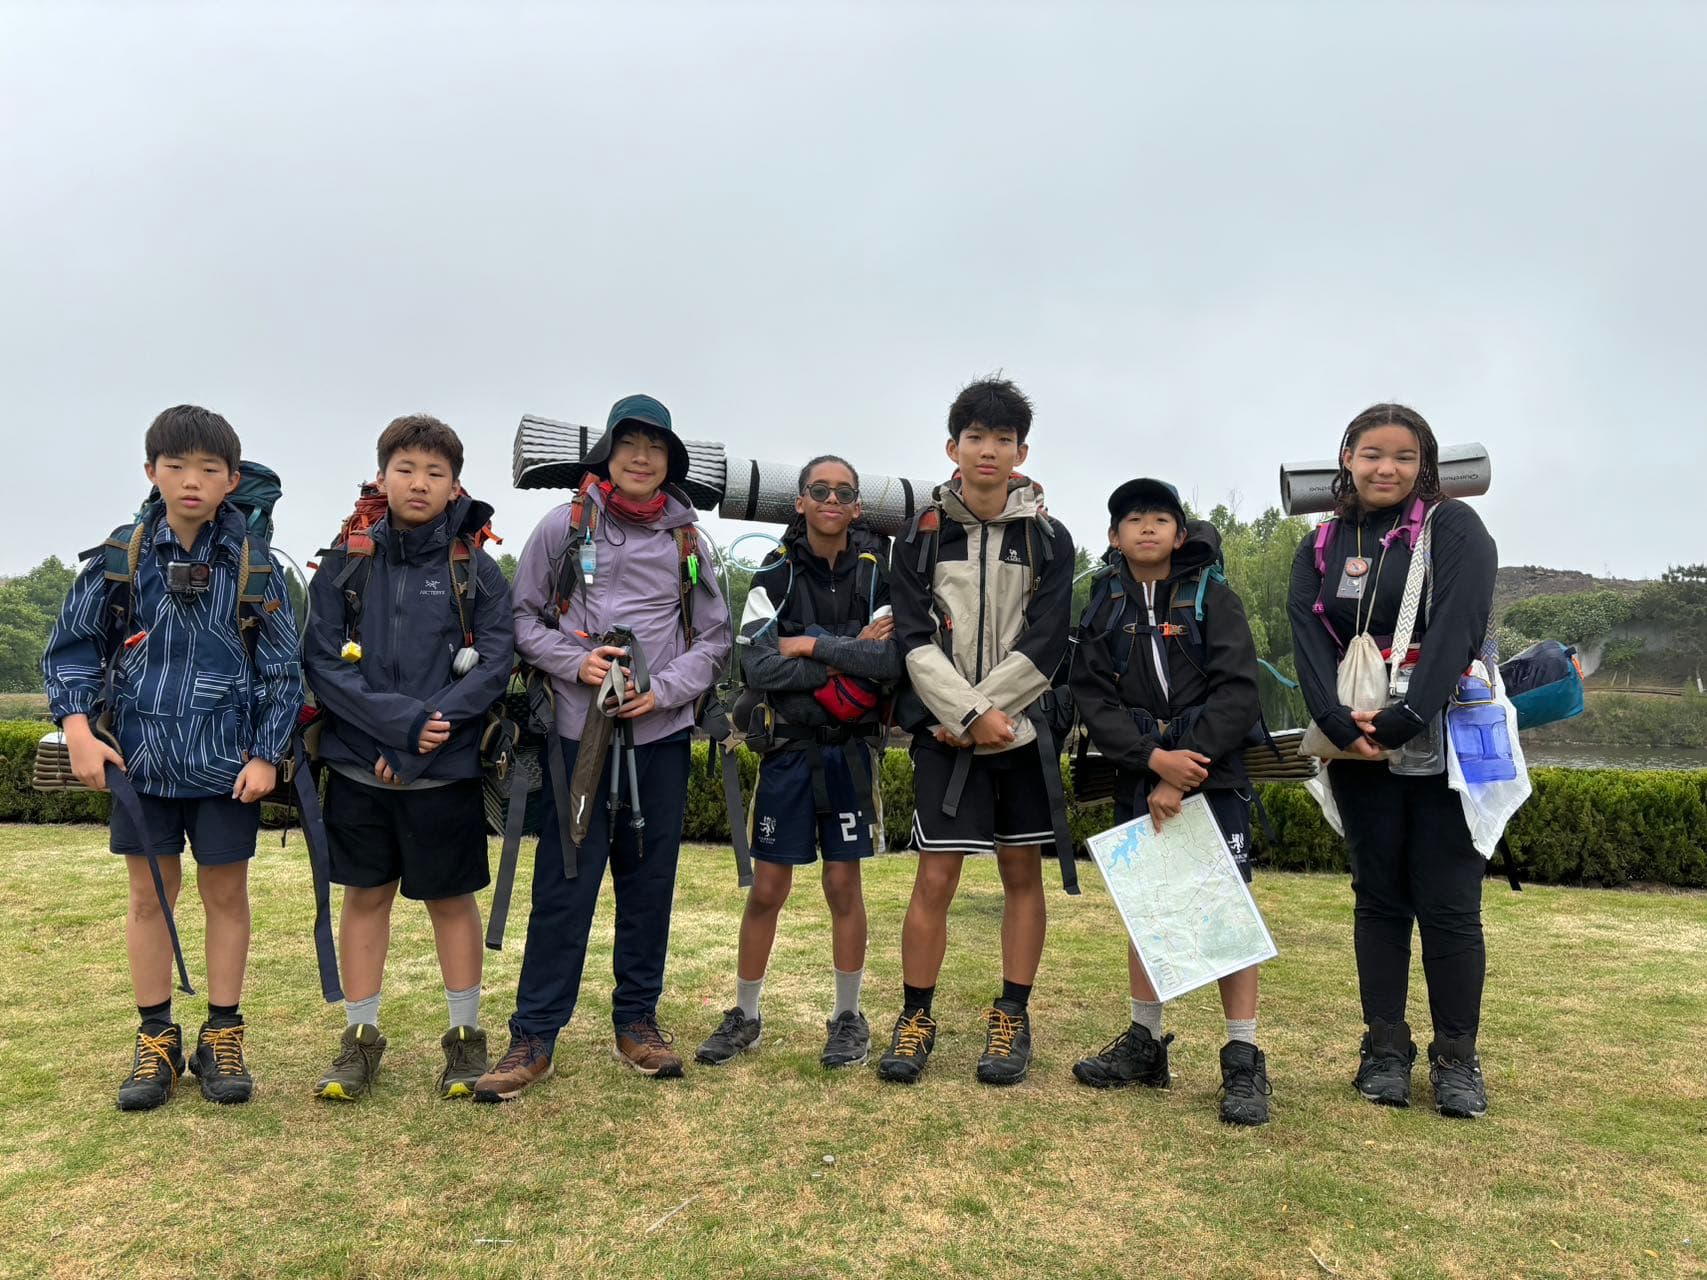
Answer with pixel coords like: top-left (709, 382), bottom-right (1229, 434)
top-left (1382, 497), bottom-right (1430, 550)
top-left (1311, 517), bottom-right (1343, 650)
top-left (1312, 517), bottom-right (1336, 576)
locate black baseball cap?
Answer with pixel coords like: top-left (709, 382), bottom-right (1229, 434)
top-left (1107, 477), bottom-right (1186, 527)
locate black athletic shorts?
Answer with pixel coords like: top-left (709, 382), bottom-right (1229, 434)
top-left (1116, 786), bottom-right (1255, 884)
top-left (324, 770), bottom-right (490, 901)
top-left (910, 739), bottom-right (1056, 856)
top-left (109, 792), bottom-right (261, 866)
top-left (750, 742), bottom-right (876, 865)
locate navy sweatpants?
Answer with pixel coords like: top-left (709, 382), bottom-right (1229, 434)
top-left (509, 731), bottom-right (692, 1048)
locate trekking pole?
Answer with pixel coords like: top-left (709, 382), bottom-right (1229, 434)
top-left (607, 701), bottom-right (625, 826)
top-left (623, 717), bottom-right (645, 834)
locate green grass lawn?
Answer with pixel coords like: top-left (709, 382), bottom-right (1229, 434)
top-left (1, 825), bottom-right (1703, 1280)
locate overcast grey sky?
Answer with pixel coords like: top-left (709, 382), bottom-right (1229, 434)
top-left (2, 1), bottom-right (1703, 580)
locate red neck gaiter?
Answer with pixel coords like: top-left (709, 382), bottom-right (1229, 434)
top-left (597, 479), bottom-right (669, 525)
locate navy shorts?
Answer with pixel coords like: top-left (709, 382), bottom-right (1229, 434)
top-left (324, 770), bottom-right (491, 901)
top-left (910, 739), bottom-right (1057, 856)
top-left (1116, 786), bottom-right (1255, 884)
top-left (749, 742), bottom-right (876, 865)
top-left (109, 792), bottom-right (261, 866)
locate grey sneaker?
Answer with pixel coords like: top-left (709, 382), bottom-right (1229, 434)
top-left (820, 1010), bottom-right (871, 1069)
top-left (438, 1026), bottom-right (489, 1099)
top-left (315, 1024), bottom-right (386, 1101)
top-left (695, 1007), bottom-right (762, 1066)
top-left (1428, 1036), bottom-right (1488, 1119)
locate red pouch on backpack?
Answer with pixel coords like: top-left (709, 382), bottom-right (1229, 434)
top-left (814, 674), bottom-right (879, 723)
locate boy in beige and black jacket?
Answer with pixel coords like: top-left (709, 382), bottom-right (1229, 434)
top-left (878, 377), bottom-right (1075, 1089)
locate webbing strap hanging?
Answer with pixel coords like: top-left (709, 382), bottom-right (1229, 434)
top-left (290, 740), bottom-right (343, 1002)
top-left (485, 761), bottom-right (532, 949)
top-left (1029, 709), bottom-right (1080, 895)
top-left (106, 762), bottom-right (195, 995)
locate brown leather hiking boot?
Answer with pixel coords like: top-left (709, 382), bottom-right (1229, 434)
top-left (472, 1031), bottom-right (553, 1103)
top-left (614, 1019), bottom-right (684, 1078)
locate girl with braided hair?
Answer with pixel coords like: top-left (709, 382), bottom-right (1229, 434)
top-left (1287, 403), bottom-right (1500, 1119)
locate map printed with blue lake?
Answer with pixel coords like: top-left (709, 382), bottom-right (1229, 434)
top-left (1085, 795), bottom-right (1278, 1002)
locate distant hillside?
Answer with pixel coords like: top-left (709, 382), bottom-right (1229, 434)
top-left (1494, 565), bottom-right (1647, 618)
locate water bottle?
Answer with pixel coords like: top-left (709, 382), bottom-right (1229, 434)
top-left (1388, 656), bottom-right (1445, 776)
top-left (1448, 673), bottom-right (1519, 783)
top-left (1389, 711), bottom-right (1445, 776)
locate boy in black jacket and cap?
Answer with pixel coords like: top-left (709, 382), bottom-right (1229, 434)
top-left (303, 415), bottom-right (515, 1101)
top-left (1068, 478), bottom-right (1273, 1125)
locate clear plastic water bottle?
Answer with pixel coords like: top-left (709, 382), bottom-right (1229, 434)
top-left (1388, 657), bottom-right (1445, 777)
top-left (1390, 711), bottom-right (1445, 776)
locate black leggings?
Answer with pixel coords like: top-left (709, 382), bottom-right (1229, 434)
top-left (1328, 762), bottom-right (1486, 1042)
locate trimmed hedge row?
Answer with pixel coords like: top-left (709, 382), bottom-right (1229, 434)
top-left (4, 721), bottom-right (1704, 888)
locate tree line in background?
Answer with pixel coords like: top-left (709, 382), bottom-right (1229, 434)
top-left (0, 507), bottom-right (1317, 725)
top-left (11, 517), bottom-right (1694, 725)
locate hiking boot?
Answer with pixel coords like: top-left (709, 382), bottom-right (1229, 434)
top-left (315, 1024), bottom-right (386, 1101)
top-left (1354, 1018), bottom-right (1417, 1108)
top-left (876, 1008), bottom-right (937, 1084)
top-left (189, 1020), bottom-right (254, 1105)
top-left (695, 1008), bottom-right (762, 1066)
top-left (614, 1019), bottom-right (685, 1078)
top-left (1218, 1040), bottom-right (1272, 1126)
top-left (1428, 1036), bottom-right (1488, 1119)
top-left (1072, 1023), bottom-right (1173, 1090)
top-left (976, 999), bottom-right (1033, 1086)
top-left (473, 1031), bottom-right (553, 1102)
top-left (117, 1024), bottom-right (185, 1112)
top-left (821, 1010), bottom-right (871, 1069)
top-left (437, 1026), bottom-right (489, 1099)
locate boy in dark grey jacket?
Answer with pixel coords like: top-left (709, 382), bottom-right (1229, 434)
top-left (302, 415), bottom-right (515, 1101)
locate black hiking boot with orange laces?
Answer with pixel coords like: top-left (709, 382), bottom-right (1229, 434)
top-left (975, 999), bottom-right (1032, 1086)
top-left (117, 1024), bottom-right (186, 1112)
top-left (189, 1020), bottom-right (254, 1104)
top-left (877, 1007), bottom-right (938, 1084)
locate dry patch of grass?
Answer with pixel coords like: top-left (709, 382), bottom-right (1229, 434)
top-left (0, 825), bottom-right (1702, 1279)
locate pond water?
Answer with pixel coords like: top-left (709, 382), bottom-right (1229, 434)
top-left (1522, 743), bottom-right (1707, 772)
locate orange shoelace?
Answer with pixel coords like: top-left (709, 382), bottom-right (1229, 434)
top-left (984, 1008), bottom-right (1024, 1057)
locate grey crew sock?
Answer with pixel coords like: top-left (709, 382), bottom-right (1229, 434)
top-left (1226, 1017), bottom-right (1258, 1046)
top-left (1130, 998), bottom-right (1164, 1039)
top-left (345, 991), bottom-right (381, 1029)
top-left (736, 976), bottom-right (764, 1021)
top-left (446, 982), bottom-right (482, 1030)
top-left (832, 967), bottom-right (864, 1019)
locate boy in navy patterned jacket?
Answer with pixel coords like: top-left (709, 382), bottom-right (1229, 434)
top-left (43, 405), bottom-right (303, 1111)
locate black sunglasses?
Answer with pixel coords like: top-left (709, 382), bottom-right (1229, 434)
top-left (803, 482), bottom-right (859, 504)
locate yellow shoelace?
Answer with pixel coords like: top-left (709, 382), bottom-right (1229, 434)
top-left (132, 1030), bottom-right (180, 1080)
top-left (984, 1008), bottom-right (1024, 1057)
top-left (201, 1025), bottom-right (246, 1073)
top-left (893, 1011), bottom-right (935, 1057)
